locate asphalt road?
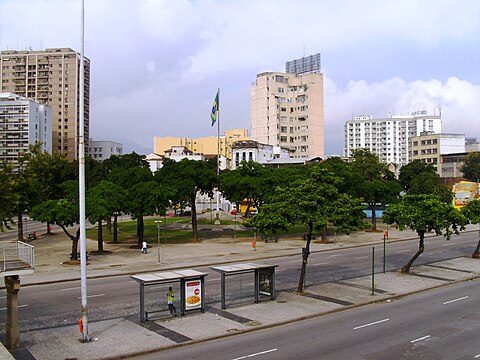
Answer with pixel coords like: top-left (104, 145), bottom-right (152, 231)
top-left (0, 232), bottom-right (478, 333)
top-left (129, 278), bottom-right (480, 360)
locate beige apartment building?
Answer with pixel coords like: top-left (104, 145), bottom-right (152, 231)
top-left (409, 132), bottom-right (465, 169)
top-left (251, 54), bottom-right (324, 159)
top-left (0, 48), bottom-right (90, 160)
top-left (153, 129), bottom-right (249, 160)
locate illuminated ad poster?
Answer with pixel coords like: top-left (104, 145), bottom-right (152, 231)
top-left (185, 279), bottom-right (202, 310)
top-left (453, 181), bottom-right (479, 208)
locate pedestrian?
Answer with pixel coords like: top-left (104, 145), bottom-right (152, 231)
top-left (166, 286), bottom-right (176, 316)
top-left (141, 241), bottom-right (148, 254)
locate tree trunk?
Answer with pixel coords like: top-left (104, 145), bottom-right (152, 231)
top-left (370, 203), bottom-right (377, 231)
top-left (59, 226), bottom-right (80, 260)
top-left (297, 222), bottom-right (313, 293)
top-left (137, 216), bottom-right (144, 246)
top-left (106, 217), bottom-right (112, 235)
top-left (192, 194), bottom-right (198, 241)
top-left (321, 224), bottom-right (327, 241)
top-left (97, 219), bottom-right (103, 252)
top-left (401, 232), bottom-right (425, 273)
top-left (113, 214), bottom-right (118, 244)
top-left (17, 213), bottom-right (23, 241)
top-left (46, 222), bottom-right (51, 234)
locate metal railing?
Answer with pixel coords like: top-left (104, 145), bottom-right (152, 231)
top-left (0, 241), bottom-right (35, 272)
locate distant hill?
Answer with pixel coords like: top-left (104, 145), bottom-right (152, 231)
top-left (117, 138), bottom-right (151, 156)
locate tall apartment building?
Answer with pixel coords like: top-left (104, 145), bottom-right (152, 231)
top-left (153, 129), bottom-right (249, 160)
top-left (0, 48), bottom-right (90, 160)
top-left (251, 54), bottom-right (324, 159)
top-left (0, 92), bottom-right (52, 167)
top-left (344, 111), bottom-right (442, 166)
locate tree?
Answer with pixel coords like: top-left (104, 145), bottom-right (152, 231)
top-left (382, 194), bottom-right (466, 273)
top-left (86, 180), bottom-right (126, 251)
top-left (0, 162), bottom-right (17, 231)
top-left (407, 171), bottom-right (453, 203)
top-left (351, 149), bottom-right (401, 230)
top-left (461, 152), bottom-right (480, 182)
top-left (127, 181), bottom-right (169, 247)
top-left (157, 158), bottom-right (216, 240)
top-left (30, 180), bottom-right (81, 260)
top-left (460, 199), bottom-right (480, 258)
top-left (398, 160), bottom-right (437, 191)
top-left (248, 168), bottom-right (366, 292)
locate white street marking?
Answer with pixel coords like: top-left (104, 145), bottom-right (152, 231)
top-left (0, 296), bottom-right (6, 299)
top-left (443, 296), bottom-right (469, 305)
top-left (60, 287), bottom-right (81, 291)
top-left (0, 304), bottom-right (28, 311)
top-left (353, 318), bottom-right (390, 330)
top-left (441, 243), bottom-right (454, 246)
top-left (276, 269), bottom-right (287, 272)
top-left (328, 254), bottom-right (342, 258)
top-left (474, 354), bottom-right (480, 358)
top-left (288, 259), bottom-right (299, 263)
top-left (232, 348), bottom-right (277, 360)
top-left (354, 256), bottom-right (367, 259)
top-left (310, 262), bottom-right (330, 266)
top-left (396, 249), bottom-right (410, 253)
top-left (410, 335), bottom-right (431, 343)
top-left (206, 278), bottom-right (220, 282)
top-left (78, 294), bottom-right (105, 299)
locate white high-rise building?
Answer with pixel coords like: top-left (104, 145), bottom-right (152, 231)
top-left (0, 92), bottom-right (52, 167)
top-left (344, 111), bottom-right (442, 166)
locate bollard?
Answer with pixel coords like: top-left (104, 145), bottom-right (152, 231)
top-left (78, 318), bottom-right (83, 334)
top-left (371, 246), bottom-right (375, 295)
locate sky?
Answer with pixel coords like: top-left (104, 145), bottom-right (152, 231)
top-left (1, 0), bottom-right (480, 155)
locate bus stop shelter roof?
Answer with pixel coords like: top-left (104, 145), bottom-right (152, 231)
top-left (131, 269), bottom-right (208, 285)
top-left (210, 262), bottom-right (278, 275)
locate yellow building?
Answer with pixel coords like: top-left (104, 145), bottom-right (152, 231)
top-left (153, 129), bottom-right (249, 160)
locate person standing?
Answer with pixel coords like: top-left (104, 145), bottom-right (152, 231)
top-left (141, 241), bottom-right (148, 254)
top-left (167, 286), bottom-right (176, 316)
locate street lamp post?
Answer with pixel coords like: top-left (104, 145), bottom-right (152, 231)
top-left (154, 220), bottom-right (162, 264)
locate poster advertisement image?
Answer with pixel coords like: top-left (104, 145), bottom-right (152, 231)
top-left (185, 279), bottom-right (202, 310)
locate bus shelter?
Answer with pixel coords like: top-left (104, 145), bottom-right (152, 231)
top-left (210, 262), bottom-right (278, 309)
top-left (131, 269), bottom-right (208, 323)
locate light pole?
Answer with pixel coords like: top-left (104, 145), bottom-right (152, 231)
top-left (154, 220), bottom-right (162, 264)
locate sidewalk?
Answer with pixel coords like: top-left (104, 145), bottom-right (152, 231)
top-left (3, 223), bottom-right (480, 359)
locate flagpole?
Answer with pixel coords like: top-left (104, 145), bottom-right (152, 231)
top-left (216, 88), bottom-right (220, 211)
top-left (79, 0), bottom-right (90, 342)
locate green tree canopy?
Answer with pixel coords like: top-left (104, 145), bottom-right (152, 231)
top-left (0, 162), bottom-right (17, 231)
top-left (460, 199), bottom-right (480, 258)
top-left (461, 152), bottom-right (480, 181)
top-left (398, 159), bottom-right (437, 191)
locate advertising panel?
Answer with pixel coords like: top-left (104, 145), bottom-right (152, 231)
top-left (453, 181), bottom-right (479, 208)
top-left (185, 279), bottom-right (202, 310)
top-left (259, 268), bottom-right (273, 296)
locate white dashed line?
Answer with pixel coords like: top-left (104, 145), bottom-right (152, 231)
top-left (410, 335), bottom-right (431, 343)
top-left (354, 256), bottom-right (367, 260)
top-left (78, 294), bottom-right (105, 299)
top-left (0, 304), bottom-right (28, 311)
top-left (353, 318), bottom-right (390, 330)
top-left (310, 262), bottom-right (330, 266)
top-left (232, 348), bottom-right (277, 360)
top-left (328, 254), bottom-right (342, 258)
top-left (60, 287), bottom-right (81, 291)
top-left (396, 249), bottom-right (410, 253)
top-left (443, 296), bottom-right (469, 305)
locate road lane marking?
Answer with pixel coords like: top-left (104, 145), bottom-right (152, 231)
top-left (410, 335), bottom-right (431, 343)
top-left (353, 318), bottom-right (390, 330)
top-left (206, 278), bottom-right (220, 282)
top-left (443, 296), bottom-right (469, 305)
top-left (288, 259), bottom-right (299, 263)
top-left (60, 287), bottom-right (81, 291)
top-left (0, 304), bottom-right (28, 311)
top-left (78, 294), bottom-right (105, 299)
top-left (328, 254), bottom-right (342, 258)
top-left (474, 354), bottom-right (480, 358)
top-left (0, 296), bottom-right (6, 299)
top-left (441, 243), bottom-right (454, 246)
top-left (310, 262), bottom-right (330, 266)
top-left (396, 249), bottom-right (410, 253)
top-left (354, 256), bottom-right (367, 259)
top-left (276, 269), bottom-right (287, 272)
top-left (232, 348), bottom-right (277, 360)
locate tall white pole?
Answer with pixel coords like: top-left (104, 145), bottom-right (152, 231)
top-left (216, 88), bottom-right (220, 211)
top-left (79, 0), bottom-right (89, 342)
